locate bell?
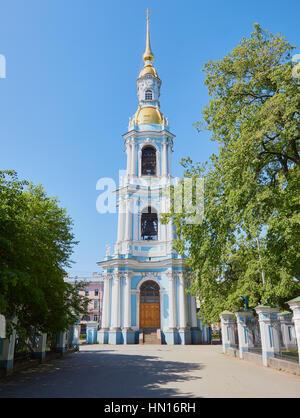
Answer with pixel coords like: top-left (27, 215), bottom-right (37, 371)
top-left (141, 213), bottom-right (157, 239)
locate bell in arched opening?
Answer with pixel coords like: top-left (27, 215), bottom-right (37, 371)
top-left (141, 206), bottom-right (158, 240)
top-left (142, 145), bottom-right (156, 176)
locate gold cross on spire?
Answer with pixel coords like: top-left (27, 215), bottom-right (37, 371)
top-left (145, 8), bottom-right (151, 21)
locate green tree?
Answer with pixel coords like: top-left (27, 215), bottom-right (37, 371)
top-left (0, 170), bottom-right (88, 339)
top-left (164, 25), bottom-right (300, 323)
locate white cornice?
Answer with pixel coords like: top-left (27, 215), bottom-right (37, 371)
top-left (97, 257), bottom-right (187, 271)
top-left (122, 129), bottom-right (175, 141)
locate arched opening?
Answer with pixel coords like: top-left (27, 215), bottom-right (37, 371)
top-left (141, 206), bottom-right (158, 241)
top-left (141, 145), bottom-right (156, 176)
top-left (145, 89), bottom-right (153, 100)
top-left (139, 280), bottom-right (160, 329)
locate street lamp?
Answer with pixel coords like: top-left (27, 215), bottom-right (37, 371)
top-left (239, 296), bottom-right (249, 310)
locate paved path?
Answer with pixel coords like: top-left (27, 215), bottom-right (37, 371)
top-left (0, 345), bottom-right (300, 398)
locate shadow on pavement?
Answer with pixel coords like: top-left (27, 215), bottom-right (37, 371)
top-left (0, 348), bottom-right (204, 398)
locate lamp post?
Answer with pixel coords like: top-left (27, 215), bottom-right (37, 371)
top-left (240, 296), bottom-right (249, 310)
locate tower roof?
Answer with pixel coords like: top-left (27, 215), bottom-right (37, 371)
top-left (134, 106), bottom-right (163, 125)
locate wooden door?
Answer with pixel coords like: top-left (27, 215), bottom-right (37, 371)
top-left (140, 302), bottom-right (160, 328)
top-left (139, 280), bottom-right (160, 329)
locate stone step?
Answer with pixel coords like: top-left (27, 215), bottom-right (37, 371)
top-left (139, 328), bottom-right (162, 345)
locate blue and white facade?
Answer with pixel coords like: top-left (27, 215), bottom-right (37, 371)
top-left (97, 14), bottom-right (205, 345)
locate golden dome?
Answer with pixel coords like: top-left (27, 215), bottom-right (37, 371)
top-left (138, 64), bottom-right (159, 79)
top-left (135, 107), bottom-right (163, 125)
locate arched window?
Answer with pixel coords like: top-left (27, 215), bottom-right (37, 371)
top-left (145, 90), bottom-right (153, 100)
top-left (142, 145), bottom-right (156, 175)
top-left (141, 206), bottom-right (158, 241)
top-left (140, 281), bottom-right (160, 303)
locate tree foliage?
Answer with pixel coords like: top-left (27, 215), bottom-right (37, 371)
top-left (0, 170), bottom-right (88, 337)
top-left (165, 25), bottom-right (300, 323)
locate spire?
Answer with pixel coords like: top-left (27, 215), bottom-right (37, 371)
top-left (143, 8), bottom-right (154, 63)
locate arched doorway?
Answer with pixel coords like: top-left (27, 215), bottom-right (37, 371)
top-left (139, 280), bottom-right (160, 329)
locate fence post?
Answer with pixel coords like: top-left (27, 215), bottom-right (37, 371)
top-left (278, 311), bottom-right (297, 349)
top-left (287, 297), bottom-right (300, 365)
top-left (255, 305), bottom-right (281, 366)
top-left (0, 328), bottom-right (16, 374)
top-left (32, 330), bottom-right (47, 362)
top-left (219, 311), bottom-right (236, 354)
top-left (72, 324), bottom-right (80, 349)
top-left (55, 331), bottom-right (67, 354)
top-left (235, 310), bottom-right (254, 359)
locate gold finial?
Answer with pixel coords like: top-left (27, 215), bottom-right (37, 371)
top-left (143, 8), bottom-right (154, 63)
top-left (146, 8), bottom-right (151, 21)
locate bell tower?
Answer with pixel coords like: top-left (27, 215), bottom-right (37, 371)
top-left (97, 11), bottom-right (205, 346)
top-left (114, 7), bottom-right (175, 256)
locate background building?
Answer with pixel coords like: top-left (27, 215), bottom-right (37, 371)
top-left (65, 273), bottom-right (104, 336)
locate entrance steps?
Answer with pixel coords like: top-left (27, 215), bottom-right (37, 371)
top-left (139, 328), bottom-right (162, 344)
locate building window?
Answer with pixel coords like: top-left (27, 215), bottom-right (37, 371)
top-left (82, 315), bottom-right (90, 321)
top-left (140, 280), bottom-right (160, 303)
top-left (142, 145), bottom-right (156, 175)
top-left (94, 315), bottom-right (98, 321)
top-left (141, 206), bottom-right (158, 241)
top-left (85, 290), bottom-right (89, 296)
top-left (94, 300), bottom-right (99, 309)
top-left (95, 289), bottom-right (99, 296)
top-left (145, 89), bottom-right (153, 100)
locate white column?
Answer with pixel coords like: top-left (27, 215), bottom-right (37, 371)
top-left (168, 272), bottom-right (176, 329)
top-left (111, 274), bottom-right (121, 330)
top-left (157, 150), bottom-right (161, 177)
top-left (133, 203), bottom-right (139, 241)
top-left (101, 275), bottom-right (111, 330)
top-left (117, 198), bottom-right (125, 242)
top-left (138, 149), bottom-right (142, 177)
top-left (191, 296), bottom-right (198, 328)
top-left (178, 274), bottom-right (187, 330)
top-left (126, 142), bottom-right (131, 177)
top-left (131, 141), bottom-right (137, 176)
top-left (162, 141), bottom-right (167, 177)
top-left (167, 143), bottom-right (172, 176)
top-left (125, 197), bottom-right (132, 241)
top-left (123, 273), bottom-right (132, 329)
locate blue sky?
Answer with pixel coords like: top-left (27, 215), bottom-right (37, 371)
top-left (1, 0), bottom-right (299, 276)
